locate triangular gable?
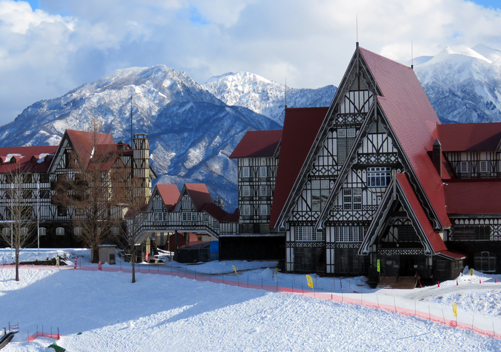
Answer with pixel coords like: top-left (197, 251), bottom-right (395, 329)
top-left (49, 130), bottom-right (116, 173)
top-left (271, 46), bottom-right (379, 229)
top-left (359, 173), bottom-right (447, 256)
top-left (156, 184), bottom-right (180, 211)
top-left (174, 183), bottom-right (213, 212)
top-left (360, 48), bottom-right (451, 228)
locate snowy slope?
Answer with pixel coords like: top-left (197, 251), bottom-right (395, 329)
top-left (204, 71), bottom-right (336, 125)
top-left (0, 265), bottom-right (499, 350)
top-left (0, 66), bottom-right (282, 210)
top-left (415, 44), bottom-right (501, 123)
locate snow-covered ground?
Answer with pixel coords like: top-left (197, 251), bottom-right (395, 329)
top-left (1, 248), bottom-right (501, 351)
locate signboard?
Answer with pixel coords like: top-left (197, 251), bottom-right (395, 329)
top-left (377, 259), bottom-right (380, 273)
top-left (306, 275), bottom-right (314, 289)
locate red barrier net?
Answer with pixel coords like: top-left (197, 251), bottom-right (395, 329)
top-left (27, 328), bottom-right (60, 342)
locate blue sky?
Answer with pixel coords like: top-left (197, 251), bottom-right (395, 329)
top-left (1, 0), bottom-right (501, 125)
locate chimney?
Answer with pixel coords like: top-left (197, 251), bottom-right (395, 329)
top-left (432, 139), bottom-right (442, 177)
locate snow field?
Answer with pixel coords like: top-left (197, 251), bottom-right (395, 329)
top-left (0, 265), bottom-right (499, 351)
top-left (1, 249), bottom-right (501, 350)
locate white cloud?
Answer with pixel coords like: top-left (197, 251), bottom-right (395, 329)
top-left (0, 0), bottom-right (500, 125)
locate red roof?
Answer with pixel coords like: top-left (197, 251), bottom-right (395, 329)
top-left (66, 130), bottom-right (116, 169)
top-left (184, 184), bottom-right (214, 210)
top-left (0, 146), bottom-right (58, 174)
top-left (269, 107), bottom-right (327, 228)
top-left (360, 47), bottom-right (451, 228)
top-left (183, 183), bottom-right (237, 223)
top-left (438, 250), bottom-right (467, 260)
top-left (437, 123), bottom-right (501, 152)
top-left (396, 174), bottom-right (447, 253)
top-left (230, 130), bottom-right (282, 158)
top-left (156, 184), bottom-right (180, 211)
top-left (444, 180), bottom-right (501, 215)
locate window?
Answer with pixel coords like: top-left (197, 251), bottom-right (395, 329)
top-left (74, 227), bottom-right (82, 236)
top-left (241, 167), bottom-right (250, 177)
top-left (203, 213), bottom-right (209, 221)
top-left (153, 212), bottom-right (165, 221)
top-left (75, 207), bottom-right (85, 216)
top-left (242, 185), bottom-right (251, 197)
top-left (111, 227), bottom-right (120, 236)
top-left (367, 167), bottom-right (391, 187)
top-left (181, 197), bottom-right (192, 210)
top-left (259, 185), bottom-right (269, 196)
top-left (452, 225), bottom-right (490, 241)
top-left (23, 174), bottom-right (32, 183)
top-left (259, 166), bottom-right (268, 177)
top-left (57, 205), bottom-right (67, 217)
top-left (259, 204), bottom-right (270, 215)
top-left (23, 190), bottom-right (32, 199)
top-left (182, 212), bottom-right (195, 221)
top-left (2, 228), bottom-right (10, 236)
top-left (460, 161), bottom-right (471, 173)
top-left (56, 227), bottom-right (65, 236)
top-left (295, 226), bottom-right (324, 241)
top-left (337, 128), bottom-right (356, 164)
top-left (334, 226), bottom-right (364, 242)
top-left (241, 204), bottom-right (251, 216)
top-left (40, 190), bottom-right (50, 199)
top-left (311, 180), bottom-right (330, 211)
top-left (474, 251), bottom-right (496, 273)
top-left (39, 227), bottom-right (46, 236)
top-left (479, 161), bottom-right (491, 172)
top-left (342, 188), bottom-right (362, 210)
top-left (39, 174), bottom-right (49, 183)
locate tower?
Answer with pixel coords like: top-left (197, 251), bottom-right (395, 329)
top-left (133, 133), bottom-right (152, 203)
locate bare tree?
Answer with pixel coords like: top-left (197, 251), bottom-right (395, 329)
top-left (53, 121), bottom-right (128, 263)
top-left (0, 166), bottom-right (36, 281)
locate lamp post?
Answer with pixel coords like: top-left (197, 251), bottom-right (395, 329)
top-left (37, 180), bottom-right (40, 254)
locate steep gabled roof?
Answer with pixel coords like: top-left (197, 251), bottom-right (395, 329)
top-left (396, 174), bottom-right (447, 253)
top-left (437, 123), bottom-right (501, 152)
top-left (0, 146), bottom-right (58, 174)
top-left (360, 47), bottom-right (451, 228)
top-left (184, 183), bottom-right (214, 210)
top-left (359, 174), bottom-right (447, 255)
top-left (182, 183), bottom-right (237, 222)
top-left (444, 179), bottom-right (501, 215)
top-left (66, 129), bottom-right (116, 168)
top-left (156, 184), bottom-right (180, 211)
top-left (230, 130), bottom-right (282, 158)
top-left (269, 107), bottom-right (327, 228)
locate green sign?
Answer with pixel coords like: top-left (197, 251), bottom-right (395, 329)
top-left (377, 259), bottom-right (380, 273)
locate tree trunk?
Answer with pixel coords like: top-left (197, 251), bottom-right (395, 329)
top-left (91, 245), bottom-right (99, 264)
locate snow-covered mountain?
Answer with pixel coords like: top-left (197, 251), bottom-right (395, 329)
top-left (203, 72), bottom-right (336, 125)
top-left (415, 44), bottom-right (501, 123)
top-left (0, 65), bottom-right (284, 210)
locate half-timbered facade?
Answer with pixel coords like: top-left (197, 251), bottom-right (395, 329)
top-left (0, 130), bottom-right (155, 247)
top-left (234, 43), bottom-right (501, 284)
top-left (133, 183), bottom-right (239, 251)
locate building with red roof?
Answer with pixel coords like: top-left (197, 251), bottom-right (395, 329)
top-left (0, 129), bottom-right (156, 252)
top-left (224, 44), bottom-right (501, 285)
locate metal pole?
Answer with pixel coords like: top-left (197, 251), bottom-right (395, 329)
top-left (37, 180), bottom-right (40, 254)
